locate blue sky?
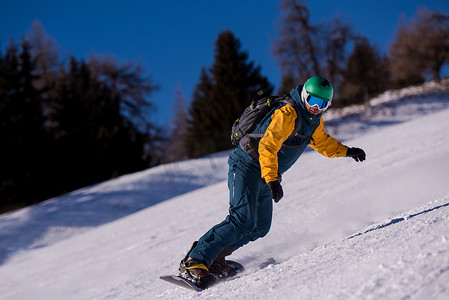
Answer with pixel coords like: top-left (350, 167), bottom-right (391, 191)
top-left (1, 0), bottom-right (448, 126)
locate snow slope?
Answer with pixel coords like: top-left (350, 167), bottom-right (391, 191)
top-left (0, 82), bottom-right (449, 299)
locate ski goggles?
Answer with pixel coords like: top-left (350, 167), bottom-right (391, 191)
top-left (301, 88), bottom-right (331, 111)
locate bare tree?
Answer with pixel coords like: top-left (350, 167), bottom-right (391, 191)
top-left (415, 9), bottom-right (449, 81)
top-left (323, 17), bottom-right (353, 93)
top-left (272, 0), bottom-right (320, 93)
top-left (87, 54), bottom-right (159, 131)
top-left (166, 85), bottom-right (189, 162)
top-left (272, 0), bottom-right (353, 94)
top-left (26, 21), bottom-right (60, 97)
top-left (389, 7), bottom-right (449, 86)
top-left (388, 19), bottom-right (425, 87)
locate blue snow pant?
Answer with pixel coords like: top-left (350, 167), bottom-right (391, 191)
top-left (188, 151), bottom-right (273, 266)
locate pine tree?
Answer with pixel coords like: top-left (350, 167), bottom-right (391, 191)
top-left (48, 56), bottom-right (157, 190)
top-left (0, 39), bottom-right (50, 209)
top-left (186, 30), bottom-right (273, 158)
top-left (338, 37), bottom-right (389, 106)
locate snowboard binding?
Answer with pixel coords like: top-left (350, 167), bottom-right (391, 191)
top-left (163, 241), bottom-right (245, 291)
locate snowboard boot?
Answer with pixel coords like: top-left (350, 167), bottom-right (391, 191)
top-left (179, 241), bottom-right (216, 287)
top-left (209, 246), bottom-right (235, 278)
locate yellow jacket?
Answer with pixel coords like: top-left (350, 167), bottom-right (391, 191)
top-left (258, 104), bottom-right (348, 183)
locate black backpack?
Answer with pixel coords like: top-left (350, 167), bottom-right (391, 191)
top-left (231, 91), bottom-right (304, 159)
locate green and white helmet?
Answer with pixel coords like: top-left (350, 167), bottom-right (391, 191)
top-left (301, 76), bottom-right (333, 111)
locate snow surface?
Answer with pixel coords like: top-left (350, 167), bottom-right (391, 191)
top-left (1, 80), bottom-right (449, 299)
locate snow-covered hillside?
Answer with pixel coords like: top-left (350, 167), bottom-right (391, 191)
top-left (0, 81), bottom-right (449, 299)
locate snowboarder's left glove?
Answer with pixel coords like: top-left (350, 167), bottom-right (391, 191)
top-left (347, 147), bottom-right (366, 162)
top-left (268, 180), bottom-right (283, 203)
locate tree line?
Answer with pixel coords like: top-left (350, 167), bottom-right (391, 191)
top-left (1, 2), bottom-right (448, 212)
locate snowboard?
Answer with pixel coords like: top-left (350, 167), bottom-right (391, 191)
top-left (160, 260), bottom-right (244, 292)
top-left (160, 274), bottom-right (204, 292)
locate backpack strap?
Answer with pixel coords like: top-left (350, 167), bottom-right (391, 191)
top-left (279, 95), bottom-right (311, 141)
top-left (246, 95), bottom-right (306, 140)
top-left (246, 95), bottom-right (299, 139)
top-left (241, 95), bottom-right (308, 158)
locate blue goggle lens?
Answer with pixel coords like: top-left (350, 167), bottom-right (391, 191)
top-left (307, 95), bottom-right (329, 109)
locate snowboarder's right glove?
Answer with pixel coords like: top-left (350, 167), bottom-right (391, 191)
top-left (346, 147), bottom-right (366, 162)
top-left (268, 180), bottom-right (283, 203)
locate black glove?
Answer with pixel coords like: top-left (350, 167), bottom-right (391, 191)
top-left (268, 180), bottom-right (283, 203)
top-left (347, 147), bottom-right (366, 162)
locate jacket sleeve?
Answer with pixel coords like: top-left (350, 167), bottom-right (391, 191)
top-left (258, 104), bottom-right (297, 183)
top-left (309, 117), bottom-right (348, 157)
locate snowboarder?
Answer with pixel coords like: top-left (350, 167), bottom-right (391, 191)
top-left (179, 76), bottom-right (366, 287)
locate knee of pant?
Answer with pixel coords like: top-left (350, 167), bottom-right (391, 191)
top-left (251, 223), bottom-right (271, 240)
top-left (260, 224), bottom-right (271, 238)
top-left (228, 214), bottom-right (254, 236)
